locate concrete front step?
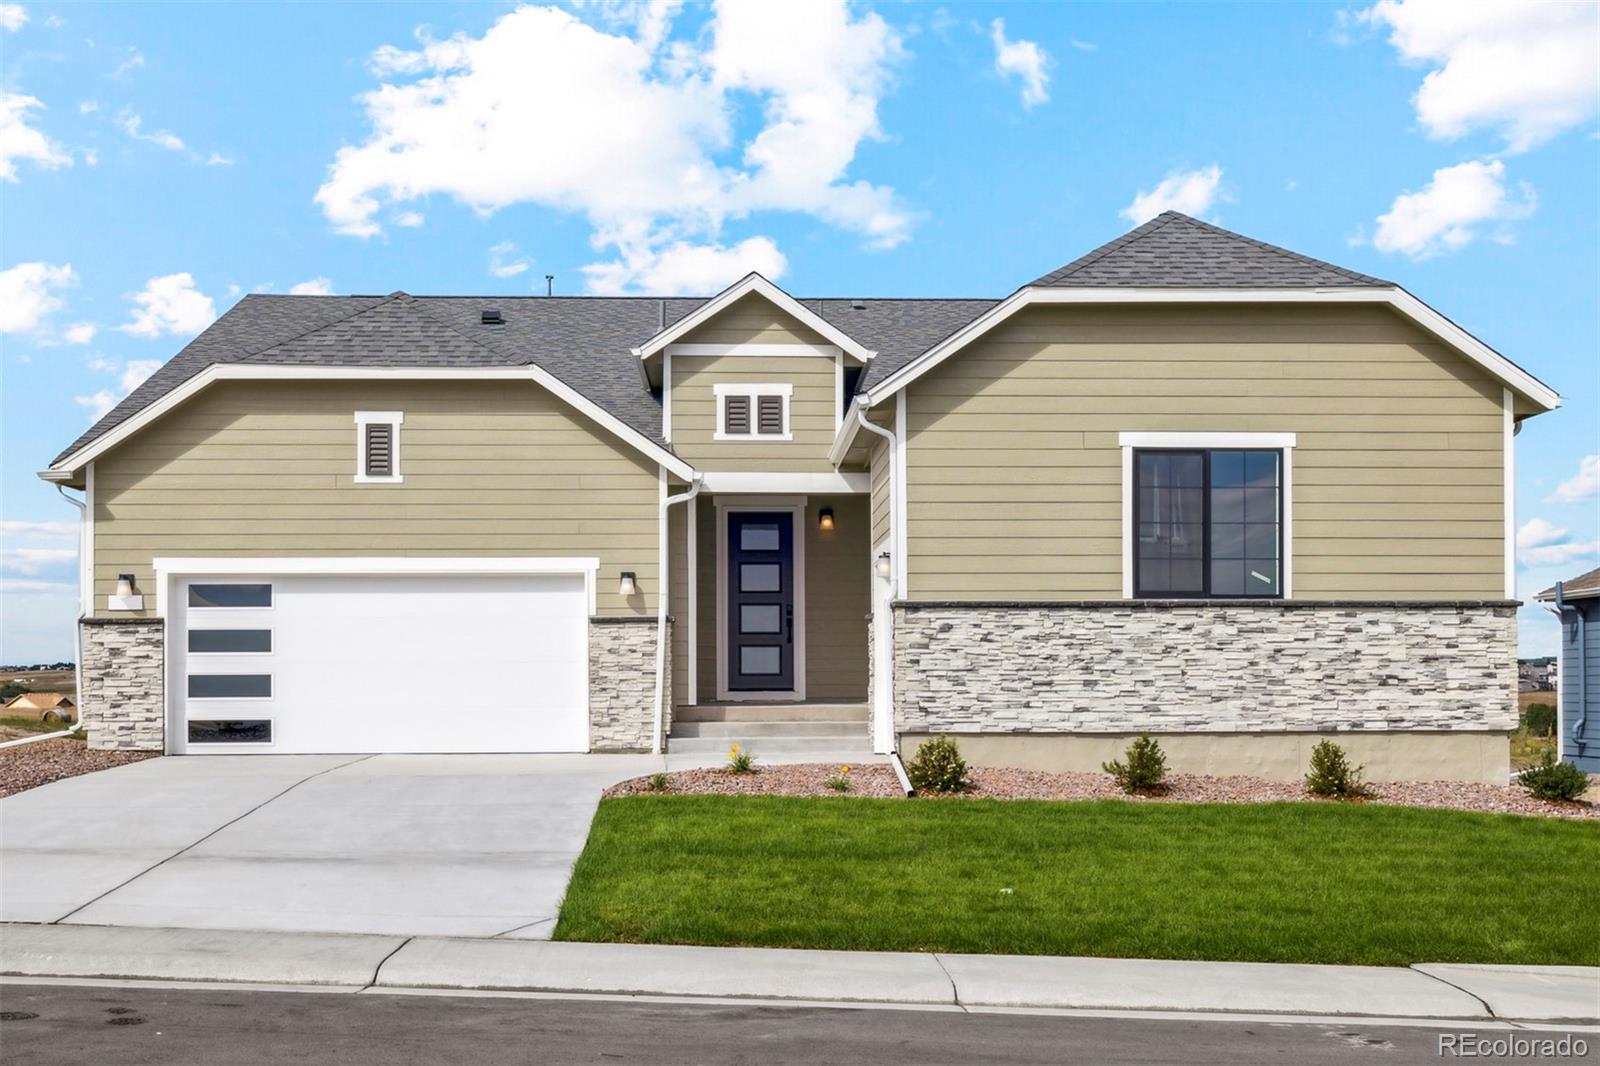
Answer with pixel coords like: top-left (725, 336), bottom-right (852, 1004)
top-left (674, 703), bottom-right (868, 723)
top-left (672, 719), bottom-right (866, 739)
top-left (666, 735), bottom-right (874, 755)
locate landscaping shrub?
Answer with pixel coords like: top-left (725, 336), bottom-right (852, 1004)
top-left (907, 736), bottom-right (970, 794)
top-left (1305, 740), bottom-right (1367, 798)
top-left (726, 743), bottom-right (756, 774)
top-left (1102, 734), bottom-right (1168, 794)
top-left (646, 773), bottom-right (671, 793)
top-left (1519, 752), bottom-right (1589, 802)
top-left (826, 765), bottom-right (851, 793)
top-left (1523, 703), bottom-right (1557, 739)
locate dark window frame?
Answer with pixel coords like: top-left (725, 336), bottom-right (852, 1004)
top-left (187, 719), bottom-right (273, 745)
top-left (1132, 447), bottom-right (1285, 600)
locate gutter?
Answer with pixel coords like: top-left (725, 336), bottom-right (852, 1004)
top-left (2, 485), bottom-right (89, 750)
top-left (850, 402), bottom-right (905, 772)
top-left (653, 473), bottom-right (703, 755)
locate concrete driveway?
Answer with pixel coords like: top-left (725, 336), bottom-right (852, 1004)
top-left (0, 753), bottom-right (662, 938)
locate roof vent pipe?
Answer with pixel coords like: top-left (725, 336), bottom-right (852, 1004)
top-left (545, 274), bottom-right (554, 296)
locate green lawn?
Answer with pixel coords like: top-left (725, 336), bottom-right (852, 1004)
top-left (554, 796), bottom-right (1600, 967)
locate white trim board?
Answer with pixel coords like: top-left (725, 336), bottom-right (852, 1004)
top-left (862, 286), bottom-right (1560, 412)
top-left (699, 472), bottom-right (869, 494)
top-left (665, 342), bottom-right (843, 358)
top-left (1503, 387), bottom-right (1516, 599)
top-left (353, 410), bottom-right (404, 485)
top-left (714, 497), bottom-right (807, 703)
top-left (44, 365), bottom-right (696, 482)
top-left (153, 556), bottom-right (602, 618)
top-left (633, 273), bottom-right (875, 363)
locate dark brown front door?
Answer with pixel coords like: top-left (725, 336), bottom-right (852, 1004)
top-left (727, 511), bottom-right (794, 692)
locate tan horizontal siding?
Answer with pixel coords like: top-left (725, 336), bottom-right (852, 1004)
top-left (870, 439), bottom-right (891, 548)
top-left (669, 353), bottom-right (838, 472)
top-left (92, 379), bottom-right (660, 618)
top-left (904, 303), bottom-right (1506, 602)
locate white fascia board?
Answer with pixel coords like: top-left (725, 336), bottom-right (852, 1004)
top-left (633, 273), bottom-right (875, 363)
top-left (826, 396), bottom-right (870, 467)
top-left (45, 364), bottom-right (696, 482)
top-left (864, 286), bottom-right (1561, 413)
top-left (698, 471), bottom-right (869, 494)
top-left (666, 342), bottom-right (843, 358)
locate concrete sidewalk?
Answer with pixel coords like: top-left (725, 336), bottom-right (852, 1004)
top-left (3, 924), bottom-right (1595, 1023)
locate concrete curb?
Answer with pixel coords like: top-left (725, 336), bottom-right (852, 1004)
top-left (3, 924), bottom-right (1596, 1023)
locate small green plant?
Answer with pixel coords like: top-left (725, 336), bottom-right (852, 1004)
top-left (826, 765), bottom-right (852, 792)
top-left (906, 735), bottom-right (970, 794)
top-left (1305, 740), bottom-right (1368, 798)
top-left (1518, 752), bottom-right (1590, 802)
top-left (1523, 703), bottom-right (1557, 739)
top-left (645, 772), bottom-right (671, 793)
top-left (1102, 734), bottom-right (1168, 794)
top-left (726, 742), bottom-right (757, 774)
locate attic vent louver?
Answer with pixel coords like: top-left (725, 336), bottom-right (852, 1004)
top-left (850, 299), bottom-right (866, 311)
top-left (481, 308), bottom-right (504, 325)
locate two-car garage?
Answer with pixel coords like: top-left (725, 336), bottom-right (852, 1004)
top-left (164, 562), bottom-right (594, 754)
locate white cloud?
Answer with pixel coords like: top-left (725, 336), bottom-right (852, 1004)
top-left (1359, 0), bottom-right (1599, 153)
top-left (205, 151), bottom-right (235, 166)
top-left (117, 273), bottom-right (217, 337)
top-left (0, 546), bottom-right (77, 575)
top-left (62, 321), bottom-right (96, 344)
top-left (582, 235), bottom-right (786, 295)
top-left (73, 389), bottom-right (117, 420)
top-left (488, 241), bottom-right (531, 278)
top-left (75, 357), bottom-right (162, 420)
top-left (1371, 159), bottom-right (1535, 258)
top-left (316, 1), bottom-right (909, 293)
top-left (1517, 517), bottom-right (1568, 551)
top-left (118, 358), bottom-right (161, 393)
top-left (1547, 454), bottom-right (1600, 505)
top-left (0, 520), bottom-right (77, 540)
top-left (116, 109), bottom-right (185, 152)
top-left (990, 18), bottom-right (1050, 109)
top-left (0, 261), bottom-right (75, 333)
top-left (1120, 164), bottom-right (1224, 225)
top-left (1520, 540), bottom-right (1600, 569)
top-left (110, 47), bottom-right (145, 79)
top-left (393, 210), bottom-right (424, 227)
top-left (288, 276), bottom-right (335, 295)
top-left (0, 4), bottom-right (27, 31)
top-left (1, 91), bottom-right (72, 181)
top-left (78, 100), bottom-right (98, 115)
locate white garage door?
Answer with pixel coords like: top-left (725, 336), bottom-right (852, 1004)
top-left (171, 572), bottom-right (589, 754)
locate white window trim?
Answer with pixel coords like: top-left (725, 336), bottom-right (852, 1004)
top-left (1503, 388), bottom-right (1516, 599)
top-left (714, 497), bottom-right (806, 702)
top-left (713, 383), bottom-right (793, 442)
top-left (1118, 431), bottom-right (1296, 600)
top-left (354, 411), bottom-right (404, 484)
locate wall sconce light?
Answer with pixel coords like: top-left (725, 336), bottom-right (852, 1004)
top-left (818, 507), bottom-right (835, 532)
top-left (617, 571), bottom-right (638, 597)
top-left (109, 573), bottom-right (144, 612)
top-left (875, 552), bottom-right (892, 579)
top-left (116, 574), bottom-right (136, 599)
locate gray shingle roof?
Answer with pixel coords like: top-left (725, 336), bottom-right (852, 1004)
top-left (1537, 567), bottom-right (1600, 601)
top-left (48, 212), bottom-right (1411, 470)
top-left (1032, 211), bottom-right (1393, 289)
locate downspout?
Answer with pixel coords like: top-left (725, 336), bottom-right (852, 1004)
top-left (852, 402), bottom-right (913, 794)
top-left (1551, 582), bottom-right (1587, 754)
top-left (653, 472), bottom-right (703, 755)
top-left (0, 484), bottom-right (88, 750)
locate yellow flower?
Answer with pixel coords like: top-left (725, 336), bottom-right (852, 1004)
top-left (730, 743), bottom-right (740, 752)
top-left (840, 765), bottom-right (850, 774)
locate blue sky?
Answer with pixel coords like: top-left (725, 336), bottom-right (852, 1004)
top-left (2, 1), bottom-right (1596, 662)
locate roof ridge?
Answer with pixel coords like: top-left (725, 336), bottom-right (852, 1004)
top-left (237, 292), bottom-right (397, 361)
top-left (1035, 213), bottom-right (1181, 285)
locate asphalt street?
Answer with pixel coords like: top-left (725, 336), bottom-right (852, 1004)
top-left (2, 982), bottom-right (1583, 1065)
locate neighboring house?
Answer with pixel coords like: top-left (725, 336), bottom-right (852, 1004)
top-left (4, 692), bottom-right (76, 722)
top-left (40, 212), bottom-right (1560, 782)
top-left (1536, 568), bottom-right (1600, 774)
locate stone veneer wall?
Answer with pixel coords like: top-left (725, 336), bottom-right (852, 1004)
top-left (893, 601), bottom-right (1518, 736)
top-left (80, 618), bottom-right (166, 751)
top-left (589, 618), bottom-right (670, 752)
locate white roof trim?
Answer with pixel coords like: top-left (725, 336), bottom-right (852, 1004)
top-left (632, 273), bottom-right (875, 363)
top-left (45, 364), bottom-right (696, 481)
top-left (863, 286), bottom-right (1560, 412)
top-left (698, 471), bottom-right (869, 494)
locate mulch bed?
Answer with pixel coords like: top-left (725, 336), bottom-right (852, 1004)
top-left (605, 763), bottom-right (1600, 820)
top-left (0, 738), bottom-right (158, 799)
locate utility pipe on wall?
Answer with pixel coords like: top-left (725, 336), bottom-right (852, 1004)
top-left (653, 472), bottom-right (703, 755)
top-left (1551, 582), bottom-right (1588, 755)
top-left (852, 401), bottom-right (901, 762)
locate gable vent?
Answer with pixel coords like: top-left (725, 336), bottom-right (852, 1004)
top-left (480, 308), bottom-right (504, 325)
top-left (756, 394), bottom-right (784, 435)
top-left (724, 395), bottom-right (751, 436)
top-left (364, 422), bottom-right (394, 477)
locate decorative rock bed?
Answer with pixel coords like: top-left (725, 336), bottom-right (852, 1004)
top-left (604, 763), bottom-right (1600, 820)
top-left (0, 738), bottom-right (157, 799)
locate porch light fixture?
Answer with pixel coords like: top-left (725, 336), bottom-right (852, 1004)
top-left (116, 574), bottom-right (136, 599)
top-left (875, 552), bottom-right (892, 579)
top-left (109, 573), bottom-right (144, 612)
top-left (618, 571), bottom-right (638, 597)
top-left (818, 507), bottom-right (835, 532)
